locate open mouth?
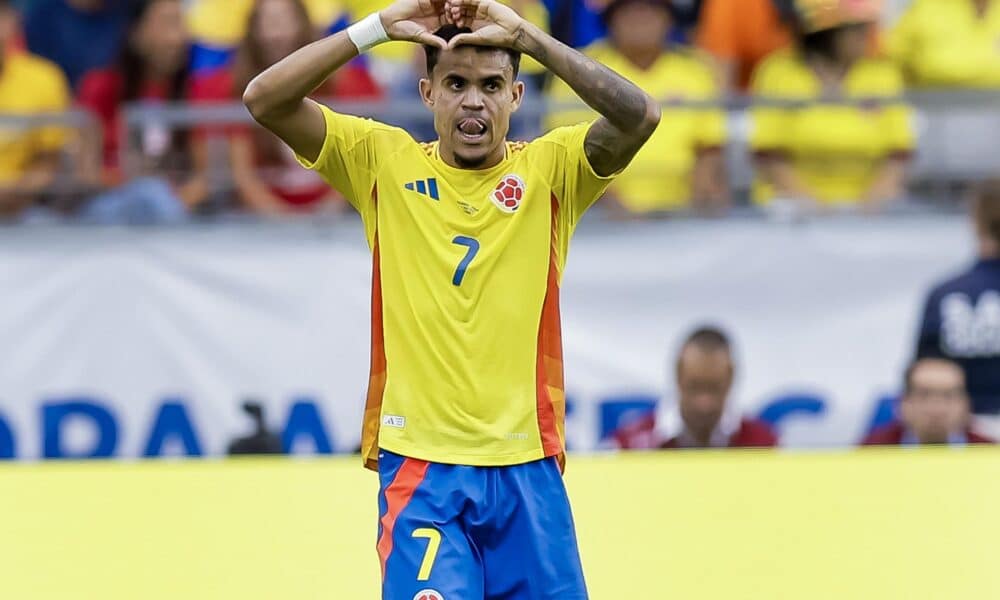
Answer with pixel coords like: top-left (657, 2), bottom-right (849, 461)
top-left (457, 118), bottom-right (488, 143)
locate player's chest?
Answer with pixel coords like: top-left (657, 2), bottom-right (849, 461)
top-left (375, 166), bottom-right (551, 239)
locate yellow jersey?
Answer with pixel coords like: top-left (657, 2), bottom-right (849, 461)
top-left (749, 49), bottom-right (914, 205)
top-left (297, 105), bottom-right (614, 469)
top-left (0, 52), bottom-right (70, 185)
top-left (187, 0), bottom-right (344, 47)
top-left (887, 0), bottom-right (1000, 88)
top-left (547, 43), bottom-right (725, 213)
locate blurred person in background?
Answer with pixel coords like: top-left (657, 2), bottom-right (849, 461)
top-left (696, 0), bottom-right (792, 91)
top-left (190, 0), bottom-right (381, 215)
top-left (22, 0), bottom-right (127, 90)
top-left (863, 358), bottom-right (993, 445)
top-left (0, 0), bottom-right (73, 221)
top-left (185, 0), bottom-right (349, 73)
top-left (613, 326), bottom-right (778, 449)
top-left (77, 0), bottom-right (209, 222)
top-left (547, 0), bottom-right (701, 50)
top-left (915, 188), bottom-right (1000, 438)
top-left (750, 0), bottom-right (914, 213)
top-left (547, 0), bottom-right (728, 216)
top-left (653, 0), bottom-right (706, 41)
top-left (887, 0), bottom-right (1000, 88)
top-left (544, 0), bottom-right (606, 48)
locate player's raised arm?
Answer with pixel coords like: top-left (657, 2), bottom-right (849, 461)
top-left (243, 0), bottom-right (448, 163)
top-left (444, 0), bottom-right (660, 176)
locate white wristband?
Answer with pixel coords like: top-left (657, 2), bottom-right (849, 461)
top-left (347, 13), bottom-right (390, 53)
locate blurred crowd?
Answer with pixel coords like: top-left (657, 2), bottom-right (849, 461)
top-left (610, 194), bottom-right (1000, 450)
top-left (3, 0), bottom-right (1000, 222)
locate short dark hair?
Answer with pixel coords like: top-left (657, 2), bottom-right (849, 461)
top-left (799, 24), bottom-right (868, 61)
top-left (682, 326), bottom-right (731, 354)
top-left (121, 0), bottom-right (189, 102)
top-left (902, 358), bottom-right (964, 396)
top-left (676, 325), bottom-right (733, 374)
top-left (601, 0), bottom-right (672, 26)
top-left (423, 24), bottom-right (521, 78)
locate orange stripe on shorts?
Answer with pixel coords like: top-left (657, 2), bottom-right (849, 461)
top-left (376, 458), bottom-right (430, 580)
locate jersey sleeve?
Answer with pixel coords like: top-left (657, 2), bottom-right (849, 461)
top-left (690, 60), bottom-right (727, 149)
top-left (748, 56), bottom-right (792, 154)
top-left (873, 65), bottom-right (916, 155)
top-left (33, 61), bottom-right (71, 153)
top-left (534, 121), bottom-right (617, 230)
top-left (885, 3), bottom-right (917, 78)
top-left (295, 104), bottom-right (410, 239)
top-left (881, 103), bottom-right (915, 155)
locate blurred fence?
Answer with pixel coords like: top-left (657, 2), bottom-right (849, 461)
top-left (0, 109), bottom-right (101, 197)
top-left (3, 91), bottom-right (998, 220)
top-left (119, 91), bottom-right (1000, 208)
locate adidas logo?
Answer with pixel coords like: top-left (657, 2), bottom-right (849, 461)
top-left (403, 178), bottom-right (440, 201)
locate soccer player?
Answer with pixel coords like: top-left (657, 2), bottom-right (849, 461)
top-left (243, 0), bottom-right (659, 596)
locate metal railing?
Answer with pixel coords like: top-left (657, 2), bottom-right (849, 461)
top-left (2, 91), bottom-right (997, 222)
top-left (121, 92), bottom-right (1000, 204)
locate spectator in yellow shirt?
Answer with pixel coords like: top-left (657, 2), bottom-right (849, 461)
top-left (888, 0), bottom-right (1000, 88)
top-left (186, 0), bottom-right (348, 71)
top-left (750, 0), bottom-right (914, 211)
top-left (546, 0), bottom-right (727, 216)
top-left (0, 0), bottom-right (72, 220)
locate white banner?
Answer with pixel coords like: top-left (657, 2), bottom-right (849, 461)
top-left (0, 216), bottom-right (970, 459)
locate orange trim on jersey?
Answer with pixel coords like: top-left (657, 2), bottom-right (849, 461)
top-left (362, 188), bottom-right (386, 471)
top-left (535, 193), bottom-right (567, 468)
top-left (376, 457), bottom-right (430, 581)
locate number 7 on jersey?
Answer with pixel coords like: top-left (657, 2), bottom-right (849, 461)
top-left (451, 236), bottom-right (480, 286)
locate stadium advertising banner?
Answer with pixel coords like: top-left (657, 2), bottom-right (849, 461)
top-left (0, 217), bottom-right (969, 460)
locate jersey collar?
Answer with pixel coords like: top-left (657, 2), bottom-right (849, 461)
top-left (431, 141), bottom-right (512, 177)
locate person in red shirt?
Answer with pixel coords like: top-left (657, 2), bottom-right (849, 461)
top-left (863, 358), bottom-right (994, 447)
top-left (189, 0), bottom-right (382, 215)
top-left (77, 0), bottom-right (207, 221)
top-left (613, 326), bottom-right (778, 450)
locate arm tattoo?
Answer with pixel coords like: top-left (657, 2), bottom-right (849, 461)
top-left (564, 53), bottom-right (649, 133)
top-left (517, 26), bottom-right (658, 175)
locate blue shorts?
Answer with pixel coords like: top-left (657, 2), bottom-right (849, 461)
top-left (376, 450), bottom-right (588, 600)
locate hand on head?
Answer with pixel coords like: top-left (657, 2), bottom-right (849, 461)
top-left (381, 0), bottom-right (526, 51)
